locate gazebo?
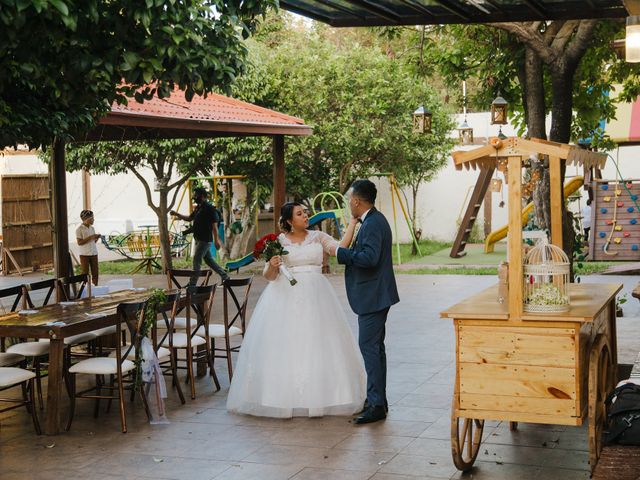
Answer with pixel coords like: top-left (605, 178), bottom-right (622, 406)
top-left (49, 89), bottom-right (312, 277)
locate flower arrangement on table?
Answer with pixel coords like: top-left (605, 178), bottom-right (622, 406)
top-left (253, 233), bottom-right (297, 286)
top-left (525, 283), bottom-right (569, 307)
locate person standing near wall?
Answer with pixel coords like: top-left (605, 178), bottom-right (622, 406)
top-left (170, 187), bottom-right (229, 286)
top-left (76, 210), bottom-right (100, 285)
top-left (581, 199), bottom-right (592, 244)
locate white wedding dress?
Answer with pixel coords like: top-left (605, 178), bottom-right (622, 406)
top-left (226, 230), bottom-right (366, 418)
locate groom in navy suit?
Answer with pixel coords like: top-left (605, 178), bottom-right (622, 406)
top-left (334, 179), bottom-right (399, 424)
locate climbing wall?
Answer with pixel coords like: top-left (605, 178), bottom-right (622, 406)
top-left (591, 180), bottom-right (640, 261)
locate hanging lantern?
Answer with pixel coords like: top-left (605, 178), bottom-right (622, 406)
top-left (412, 105), bottom-right (432, 134)
top-left (491, 94), bottom-right (508, 125)
top-left (490, 177), bottom-right (502, 193)
top-left (627, 16), bottom-right (640, 62)
top-left (457, 119), bottom-right (474, 145)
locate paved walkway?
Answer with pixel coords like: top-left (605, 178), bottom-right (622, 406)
top-left (1, 273), bottom-right (639, 480)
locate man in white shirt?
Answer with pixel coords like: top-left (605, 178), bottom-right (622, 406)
top-left (76, 210), bottom-right (101, 285)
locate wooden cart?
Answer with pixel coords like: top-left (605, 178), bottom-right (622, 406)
top-left (441, 138), bottom-right (621, 472)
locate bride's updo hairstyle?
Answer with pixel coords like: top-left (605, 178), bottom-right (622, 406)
top-left (279, 201), bottom-right (303, 232)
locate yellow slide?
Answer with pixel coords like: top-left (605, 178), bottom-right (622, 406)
top-left (484, 176), bottom-right (584, 253)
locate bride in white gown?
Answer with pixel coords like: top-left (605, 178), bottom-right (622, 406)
top-left (227, 202), bottom-right (366, 418)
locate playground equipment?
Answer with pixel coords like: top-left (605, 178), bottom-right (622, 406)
top-left (590, 175), bottom-right (640, 261)
top-left (309, 191), bottom-right (349, 235)
top-left (372, 174), bottom-right (422, 264)
top-left (484, 176), bottom-right (585, 253)
top-left (101, 228), bottom-right (189, 274)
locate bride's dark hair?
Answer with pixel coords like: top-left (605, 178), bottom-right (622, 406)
top-left (279, 201), bottom-right (303, 232)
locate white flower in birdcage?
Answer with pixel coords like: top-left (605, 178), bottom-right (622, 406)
top-left (523, 239), bottom-right (570, 313)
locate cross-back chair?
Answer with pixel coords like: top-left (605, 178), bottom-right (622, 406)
top-left (160, 285), bottom-right (219, 399)
top-left (198, 276), bottom-right (253, 381)
top-left (66, 300), bottom-right (149, 433)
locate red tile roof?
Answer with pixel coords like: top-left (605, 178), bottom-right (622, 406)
top-left (86, 87), bottom-right (312, 141)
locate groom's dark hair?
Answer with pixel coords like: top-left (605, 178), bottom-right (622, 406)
top-left (351, 179), bottom-right (376, 204)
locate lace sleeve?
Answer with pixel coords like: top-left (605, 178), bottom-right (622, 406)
top-left (314, 231), bottom-right (339, 254)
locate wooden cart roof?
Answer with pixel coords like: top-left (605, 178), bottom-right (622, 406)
top-left (451, 137), bottom-right (608, 171)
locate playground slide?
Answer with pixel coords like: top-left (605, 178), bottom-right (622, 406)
top-left (484, 176), bottom-right (584, 253)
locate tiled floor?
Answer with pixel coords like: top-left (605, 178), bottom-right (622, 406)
top-left (1, 273), bottom-right (639, 479)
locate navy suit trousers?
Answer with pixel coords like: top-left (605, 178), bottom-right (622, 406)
top-left (358, 307), bottom-right (390, 407)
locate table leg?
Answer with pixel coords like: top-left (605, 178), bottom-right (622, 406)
top-left (197, 344), bottom-right (207, 377)
top-left (45, 338), bottom-right (64, 435)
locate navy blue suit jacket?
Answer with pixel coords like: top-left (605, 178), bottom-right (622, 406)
top-left (337, 208), bottom-right (399, 315)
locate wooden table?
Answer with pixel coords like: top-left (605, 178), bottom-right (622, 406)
top-left (441, 282), bottom-right (623, 472)
top-left (0, 289), bottom-right (154, 435)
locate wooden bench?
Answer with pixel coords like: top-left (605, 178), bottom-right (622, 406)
top-left (592, 351), bottom-right (640, 479)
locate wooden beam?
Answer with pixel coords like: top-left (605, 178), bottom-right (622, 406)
top-left (507, 156), bottom-right (523, 321)
top-left (549, 156), bottom-right (563, 249)
top-left (432, 0), bottom-right (471, 20)
top-left (278, 1), bottom-right (336, 24)
top-left (513, 137), bottom-right (571, 160)
top-left (452, 145), bottom-right (496, 166)
top-left (624, 0), bottom-right (640, 15)
top-left (81, 168), bottom-right (91, 210)
top-left (346, 0), bottom-right (401, 23)
top-left (50, 139), bottom-right (71, 279)
top-left (314, 0), bottom-right (365, 18)
top-left (521, 0), bottom-right (547, 18)
top-left (273, 135), bottom-right (286, 234)
top-left (396, 0), bottom-right (434, 15)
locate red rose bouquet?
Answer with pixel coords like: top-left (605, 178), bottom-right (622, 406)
top-left (253, 234), bottom-right (297, 286)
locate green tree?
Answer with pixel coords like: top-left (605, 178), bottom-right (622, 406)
top-left (0, 0), bottom-right (276, 149)
top-left (65, 140), bottom-right (218, 271)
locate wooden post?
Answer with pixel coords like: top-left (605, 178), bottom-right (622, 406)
top-left (549, 155), bottom-right (563, 249)
top-left (50, 139), bottom-right (71, 279)
top-left (81, 167), bottom-right (91, 210)
top-left (272, 135), bottom-right (285, 234)
top-left (507, 156), bottom-right (523, 320)
top-left (484, 187), bottom-right (492, 237)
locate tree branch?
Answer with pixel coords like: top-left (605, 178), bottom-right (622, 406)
top-left (129, 165), bottom-right (160, 214)
top-left (563, 20), bottom-right (597, 69)
top-left (543, 20), bottom-right (564, 44)
top-left (488, 22), bottom-right (556, 64)
top-left (550, 20), bottom-right (579, 53)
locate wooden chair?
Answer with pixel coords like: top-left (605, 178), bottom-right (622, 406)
top-left (160, 285), bottom-right (219, 399)
top-left (23, 278), bottom-right (58, 308)
top-left (0, 367), bottom-right (41, 434)
top-left (153, 292), bottom-right (185, 404)
top-left (66, 300), bottom-right (149, 433)
top-left (166, 269), bottom-right (211, 290)
top-left (163, 269), bottom-right (211, 331)
top-left (3, 282), bottom-right (58, 409)
top-left (197, 276), bottom-right (253, 381)
top-left (57, 273), bottom-right (91, 301)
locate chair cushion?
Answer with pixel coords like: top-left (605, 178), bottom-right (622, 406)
top-left (0, 352), bottom-right (25, 367)
top-left (195, 324), bottom-right (242, 339)
top-left (160, 332), bottom-right (206, 349)
top-left (7, 341), bottom-right (50, 357)
top-left (0, 367), bottom-right (35, 387)
top-left (157, 316), bottom-right (198, 331)
top-left (108, 345), bottom-right (170, 361)
top-left (69, 357), bottom-right (135, 375)
top-left (64, 332), bottom-right (98, 345)
top-left (91, 325), bottom-right (118, 337)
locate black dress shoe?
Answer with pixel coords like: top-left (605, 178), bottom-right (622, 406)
top-left (358, 400), bottom-right (389, 415)
top-left (354, 406), bottom-right (386, 425)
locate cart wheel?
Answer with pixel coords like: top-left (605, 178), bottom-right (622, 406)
top-left (588, 334), bottom-right (613, 472)
top-left (451, 415), bottom-right (485, 471)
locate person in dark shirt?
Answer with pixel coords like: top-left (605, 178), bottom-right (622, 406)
top-left (170, 187), bottom-right (229, 285)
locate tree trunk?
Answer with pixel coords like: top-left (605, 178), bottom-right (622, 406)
top-left (157, 189), bottom-right (173, 272)
top-left (522, 47), bottom-right (546, 140)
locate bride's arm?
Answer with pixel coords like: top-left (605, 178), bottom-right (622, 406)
top-left (338, 217), bottom-right (359, 248)
top-left (263, 255), bottom-right (282, 281)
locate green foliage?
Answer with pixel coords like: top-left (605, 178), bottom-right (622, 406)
top-left (135, 288), bottom-right (167, 387)
top-left (0, 0), bottom-right (276, 149)
top-left (394, 21), bottom-right (640, 145)
top-left (212, 16), bottom-right (454, 200)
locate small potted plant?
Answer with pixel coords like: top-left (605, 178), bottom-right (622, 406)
top-left (616, 293), bottom-right (628, 317)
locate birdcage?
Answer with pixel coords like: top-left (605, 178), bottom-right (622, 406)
top-left (523, 239), bottom-right (570, 313)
